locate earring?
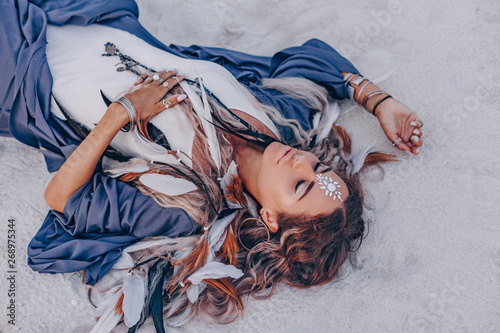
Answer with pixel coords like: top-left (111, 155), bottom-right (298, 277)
top-left (237, 217), bottom-right (271, 252)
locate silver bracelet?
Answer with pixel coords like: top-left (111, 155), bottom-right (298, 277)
top-left (343, 73), bottom-right (357, 84)
top-left (355, 80), bottom-right (371, 104)
top-left (116, 97), bottom-right (136, 132)
top-left (361, 90), bottom-right (385, 108)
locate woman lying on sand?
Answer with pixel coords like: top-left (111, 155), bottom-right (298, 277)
top-left (1, 1), bottom-right (422, 331)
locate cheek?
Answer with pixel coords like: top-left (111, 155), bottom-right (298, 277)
top-left (257, 168), bottom-right (289, 208)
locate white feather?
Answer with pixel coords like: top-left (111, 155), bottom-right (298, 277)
top-left (102, 157), bottom-right (150, 178)
top-left (198, 77), bottom-right (222, 169)
top-left (90, 287), bottom-right (123, 333)
top-left (209, 212), bottom-right (237, 253)
top-left (139, 173), bottom-right (197, 196)
top-left (94, 286), bottom-right (122, 318)
top-left (181, 78), bottom-right (221, 169)
top-left (219, 161), bottom-right (243, 209)
top-left (219, 161), bottom-right (238, 192)
top-left (186, 282), bottom-right (206, 303)
top-left (122, 274), bottom-right (148, 328)
top-left (188, 261), bottom-right (244, 285)
top-left (185, 261), bottom-right (243, 303)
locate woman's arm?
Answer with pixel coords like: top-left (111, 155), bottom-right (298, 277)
top-left (45, 71), bottom-right (186, 212)
top-left (44, 104), bottom-right (128, 212)
top-left (343, 72), bottom-right (424, 155)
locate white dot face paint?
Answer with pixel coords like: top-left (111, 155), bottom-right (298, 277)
top-left (316, 174), bottom-right (342, 201)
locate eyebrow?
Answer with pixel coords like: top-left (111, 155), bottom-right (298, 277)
top-left (298, 181), bottom-right (315, 201)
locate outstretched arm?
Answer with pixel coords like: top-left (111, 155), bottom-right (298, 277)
top-left (45, 71), bottom-right (186, 212)
top-left (343, 73), bottom-right (423, 155)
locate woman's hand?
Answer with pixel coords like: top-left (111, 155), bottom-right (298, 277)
top-left (375, 97), bottom-right (423, 155)
top-left (341, 72), bottom-right (424, 155)
top-left (126, 70), bottom-right (187, 122)
top-left (44, 71), bottom-right (188, 213)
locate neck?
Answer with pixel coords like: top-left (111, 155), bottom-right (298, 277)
top-left (230, 134), bottom-right (264, 201)
top-left (225, 108), bottom-right (277, 202)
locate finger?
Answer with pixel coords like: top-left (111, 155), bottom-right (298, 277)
top-left (397, 141), bottom-right (413, 154)
top-left (149, 73), bottom-right (165, 86)
top-left (409, 135), bottom-right (423, 147)
top-left (144, 75), bottom-right (154, 85)
top-left (404, 138), bottom-right (421, 155)
top-left (410, 120), bottom-right (423, 129)
top-left (134, 73), bottom-right (148, 86)
top-left (156, 94), bottom-right (188, 112)
top-left (158, 70), bottom-right (177, 82)
top-left (412, 128), bottom-right (423, 137)
top-left (388, 135), bottom-right (411, 153)
top-left (161, 75), bottom-right (184, 90)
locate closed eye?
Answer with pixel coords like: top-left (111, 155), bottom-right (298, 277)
top-left (314, 162), bottom-right (332, 174)
top-left (295, 180), bottom-right (305, 193)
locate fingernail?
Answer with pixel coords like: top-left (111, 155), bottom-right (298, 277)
top-left (415, 148), bottom-right (419, 154)
top-left (413, 129), bottom-right (420, 135)
top-left (410, 122), bottom-right (417, 126)
top-left (177, 94), bottom-right (187, 102)
top-left (413, 136), bottom-right (419, 142)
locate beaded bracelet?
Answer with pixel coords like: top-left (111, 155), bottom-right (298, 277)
top-left (115, 96), bottom-right (136, 132)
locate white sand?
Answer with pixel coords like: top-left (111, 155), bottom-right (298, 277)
top-left (1, 0), bottom-right (499, 332)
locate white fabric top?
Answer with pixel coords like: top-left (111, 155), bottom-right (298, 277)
top-left (46, 24), bottom-right (280, 168)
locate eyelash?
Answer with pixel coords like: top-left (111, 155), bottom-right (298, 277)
top-left (295, 180), bottom-right (305, 193)
top-left (295, 163), bottom-right (322, 193)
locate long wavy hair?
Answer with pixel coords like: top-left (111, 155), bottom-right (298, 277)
top-left (109, 75), bottom-right (395, 327)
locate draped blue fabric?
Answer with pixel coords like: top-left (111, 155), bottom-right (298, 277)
top-left (0, 0), bottom-right (359, 284)
top-left (28, 173), bottom-right (198, 284)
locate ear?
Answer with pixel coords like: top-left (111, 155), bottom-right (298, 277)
top-left (260, 208), bottom-right (279, 233)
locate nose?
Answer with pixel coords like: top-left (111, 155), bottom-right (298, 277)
top-left (292, 154), bottom-right (311, 170)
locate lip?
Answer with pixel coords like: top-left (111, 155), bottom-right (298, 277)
top-left (277, 146), bottom-right (293, 164)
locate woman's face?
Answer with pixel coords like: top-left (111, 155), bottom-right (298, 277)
top-left (255, 142), bottom-right (348, 231)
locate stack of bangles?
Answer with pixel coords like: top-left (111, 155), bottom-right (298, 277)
top-left (116, 96), bottom-right (136, 132)
top-left (344, 73), bottom-right (392, 117)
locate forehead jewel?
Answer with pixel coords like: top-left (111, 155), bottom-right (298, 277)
top-left (316, 174), bottom-right (342, 201)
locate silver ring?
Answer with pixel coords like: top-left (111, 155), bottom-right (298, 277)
top-left (391, 137), bottom-right (402, 147)
top-left (173, 76), bottom-right (180, 84)
top-left (152, 73), bottom-right (163, 84)
top-left (162, 99), bottom-right (172, 109)
top-left (162, 81), bottom-right (170, 88)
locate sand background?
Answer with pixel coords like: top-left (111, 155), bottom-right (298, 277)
top-left (1, 0), bottom-right (499, 332)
